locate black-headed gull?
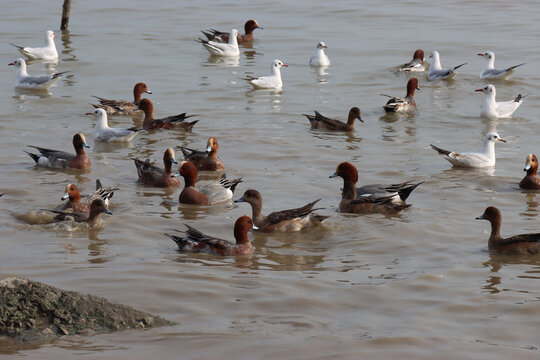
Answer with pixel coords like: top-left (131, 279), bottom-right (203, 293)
top-left (428, 51), bottom-right (467, 81)
top-left (398, 49), bottom-right (426, 72)
top-left (381, 78), bottom-right (420, 113)
top-left (478, 51), bottom-right (525, 80)
top-left (198, 29), bottom-right (239, 57)
top-left (91, 82), bottom-right (151, 116)
top-left (9, 58), bottom-right (67, 90)
top-left (245, 60), bottom-right (288, 89)
top-left (475, 84), bottom-right (524, 119)
top-left (88, 108), bottom-right (140, 143)
top-left (201, 20), bottom-right (262, 44)
top-left (304, 107), bottom-right (363, 131)
top-left (430, 132), bottom-right (506, 168)
top-left (10, 30), bottom-right (58, 61)
top-left (309, 42), bottom-right (331, 66)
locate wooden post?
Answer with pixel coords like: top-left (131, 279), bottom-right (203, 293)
top-left (61, 0), bottom-right (72, 31)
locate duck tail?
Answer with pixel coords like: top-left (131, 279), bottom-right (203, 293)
top-left (397, 181), bottom-right (424, 202)
top-left (24, 150), bottom-right (40, 164)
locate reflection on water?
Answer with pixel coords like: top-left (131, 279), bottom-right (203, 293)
top-left (203, 55), bottom-right (239, 67)
top-left (521, 192), bottom-right (539, 217)
top-left (60, 30), bottom-right (77, 62)
top-left (13, 88), bottom-right (53, 100)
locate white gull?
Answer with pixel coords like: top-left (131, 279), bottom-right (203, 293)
top-left (428, 50), bottom-right (467, 81)
top-left (10, 30), bottom-right (58, 61)
top-left (475, 84), bottom-right (524, 119)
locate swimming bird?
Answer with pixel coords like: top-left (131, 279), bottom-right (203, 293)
top-left (428, 51), bottom-right (467, 80)
top-left (304, 107), bottom-right (363, 131)
top-left (198, 29), bottom-right (239, 57)
top-left (478, 51), bottom-right (525, 80)
top-left (475, 84), bottom-right (524, 119)
top-left (381, 78), bottom-right (420, 113)
top-left (46, 199), bottom-right (112, 226)
top-left (10, 30), bottom-right (58, 61)
top-left (90, 82), bottom-right (152, 115)
top-left (245, 59), bottom-right (287, 90)
top-left (179, 137), bottom-right (224, 172)
top-left (476, 206), bottom-right (540, 254)
top-left (9, 58), bottom-right (67, 90)
top-left (201, 19), bottom-right (262, 43)
top-left (88, 108), bottom-right (139, 142)
top-left (136, 99), bottom-right (198, 130)
top-left (166, 215), bottom-right (256, 256)
top-left (430, 132), bottom-right (506, 168)
top-left (25, 133), bottom-right (91, 170)
top-left (519, 154), bottom-right (540, 190)
top-left (133, 148), bottom-right (179, 188)
top-left (398, 49), bottom-right (426, 72)
top-left (60, 181), bottom-right (117, 212)
top-left (309, 42), bottom-right (331, 66)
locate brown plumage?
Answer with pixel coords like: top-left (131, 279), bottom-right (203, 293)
top-left (133, 148), bottom-right (180, 188)
top-left (179, 137), bottom-right (224, 171)
top-left (177, 161), bottom-right (209, 205)
top-left (519, 154), bottom-right (540, 190)
top-left (304, 107), bottom-right (363, 131)
top-left (90, 82), bottom-right (151, 115)
top-left (60, 181), bottom-right (117, 212)
top-left (382, 78), bottom-right (419, 113)
top-left (46, 199), bottom-right (112, 226)
top-left (201, 19), bottom-right (262, 44)
top-left (137, 99), bottom-right (198, 130)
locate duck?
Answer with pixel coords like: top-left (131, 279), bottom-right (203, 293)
top-left (475, 84), bottom-right (524, 119)
top-left (309, 42), bottom-right (331, 66)
top-left (198, 29), bottom-right (239, 57)
top-left (428, 50), bottom-right (467, 80)
top-left (88, 108), bottom-right (139, 142)
top-left (179, 137), bottom-right (224, 172)
top-left (60, 180), bottom-right (118, 212)
top-left (9, 58), bottom-right (67, 90)
top-left (10, 30), bottom-right (58, 61)
top-left (245, 60), bottom-right (287, 90)
top-left (174, 161), bottom-right (242, 205)
top-left (519, 154), bottom-right (540, 190)
top-left (478, 51), bottom-right (525, 80)
top-left (25, 133), bottom-right (91, 170)
top-left (133, 148), bottom-right (179, 188)
top-left (46, 199), bottom-right (112, 226)
top-left (166, 215), bottom-right (256, 256)
top-left (304, 107), bottom-right (363, 131)
top-left (234, 189), bottom-right (328, 232)
top-left (330, 162), bottom-right (410, 214)
top-left (201, 19), bottom-right (262, 44)
top-left (136, 99), bottom-right (198, 130)
top-left (430, 132), bottom-right (506, 168)
top-left (381, 78), bottom-right (420, 113)
top-left (356, 181), bottom-right (423, 204)
top-left (90, 82), bottom-right (152, 116)
top-left (398, 49), bottom-right (426, 72)
top-left (476, 206), bottom-right (540, 254)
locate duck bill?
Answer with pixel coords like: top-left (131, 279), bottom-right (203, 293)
top-left (104, 209), bottom-right (112, 215)
top-left (357, 116), bottom-right (364, 123)
top-left (171, 172), bottom-right (180, 178)
top-left (146, 90), bottom-right (152, 94)
top-left (525, 164), bottom-right (531, 171)
top-left (83, 142), bottom-right (90, 148)
top-left (329, 172), bottom-right (338, 178)
top-left (61, 193), bottom-right (69, 200)
top-left (251, 224), bottom-right (259, 230)
top-left (234, 198), bottom-right (245, 203)
top-left (171, 158), bottom-right (178, 165)
top-left (476, 214), bottom-right (485, 220)
top-left (205, 146), bottom-right (212, 154)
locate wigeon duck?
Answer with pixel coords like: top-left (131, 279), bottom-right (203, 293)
top-left (179, 137), bottom-right (224, 172)
top-left (356, 181), bottom-right (423, 204)
top-left (136, 99), bottom-right (198, 131)
top-left (519, 154), bottom-right (540, 190)
top-left (166, 215), bottom-right (256, 256)
top-left (47, 199), bottom-right (112, 226)
top-left (201, 20), bottom-right (262, 44)
top-left (475, 84), bottom-right (524, 119)
top-left (309, 42), bottom-right (331, 67)
top-left (9, 58), bottom-right (67, 90)
top-left (245, 60), bottom-right (287, 90)
top-left (174, 161), bottom-right (242, 205)
top-left (88, 108), bottom-right (140, 142)
top-left (478, 51), bottom-right (525, 80)
top-left (25, 133), bottom-right (91, 170)
top-left (10, 30), bottom-right (58, 61)
top-left (330, 162), bottom-right (410, 214)
top-left (428, 51), bottom-right (467, 80)
top-left (198, 29), bottom-right (240, 57)
top-left (381, 78), bottom-right (419, 113)
top-left (398, 49), bottom-right (426, 72)
top-left (430, 131), bottom-right (506, 168)
top-left (91, 82), bottom-right (152, 116)
top-left (304, 107), bottom-right (363, 131)
top-left (60, 180), bottom-right (118, 212)
top-left (133, 148), bottom-right (179, 188)
top-left (476, 206), bottom-right (540, 254)
top-left (234, 189), bottom-right (328, 232)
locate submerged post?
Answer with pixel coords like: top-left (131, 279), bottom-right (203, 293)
top-left (61, 0), bottom-right (72, 30)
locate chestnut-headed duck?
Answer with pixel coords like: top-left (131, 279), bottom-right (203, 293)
top-left (428, 51), bottom-right (467, 81)
top-left (133, 148), bottom-right (179, 188)
top-left (356, 180), bottom-right (423, 204)
top-left (245, 60), bottom-right (287, 90)
top-left (10, 30), bottom-right (58, 61)
top-left (60, 180), bottom-right (118, 212)
top-left (136, 99), bottom-right (198, 131)
top-left (174, 161), bottom-right (242, 205)
top-left (398, 49), bottom-right (426, 72)
top-left (475, 84), bottom-right (524, 119)
top-left (179, 137), bottom-right (224, 172)
top-left (382, 78), bottom-right (419, 113)
top-left (201, 20), bottom-right (262, 44)
top-left (25, 133), bottom-right (91, 170)
top-left (166, 215), bottom-right (256, 256)
top-left (330, 162), bottom-right (410, 214)
top-left (47, 199), bottom-right (112, 226)
top-left (304, 107), bottom-right (363, 131)
top-left (476, 206), bottom-right (540, 254)
top-left (9, 58), bottom-right (67, 90)
top-left (519, 154), bottom-right (540, 190)
top-left (88, 108), bottom-right (140, 142)
top-left (91, 82), bottom-right (151, 116)
top-left (430, 132), bottom-right (506, 168)
top-left (198, 29), bottom-right (239, 57)
top-left (478, 51), bottom-right (525, 80)
top-left (309, 42), bottom-right (331, 67)
top-left (234, 189), bottom-right (328, 232)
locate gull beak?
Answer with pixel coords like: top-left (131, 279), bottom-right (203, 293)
top-left (475, 89), bottom-right (483, 92)
top-left (498, 138), bottom-right (507, 143)
top-left (61, 193), bottom-right (69, 200)
top-left (477, 53), bottom-right (484, 56)
top-left (85, 112), bottom-right (94, 115)
top-left (282, 64), bottom-right (288, 67)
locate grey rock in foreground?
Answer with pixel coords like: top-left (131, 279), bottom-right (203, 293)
top-left (0, 277), bottom-right (174, 341)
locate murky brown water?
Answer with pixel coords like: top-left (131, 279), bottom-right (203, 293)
top-left (3, 0), bottom-right (540, 358)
